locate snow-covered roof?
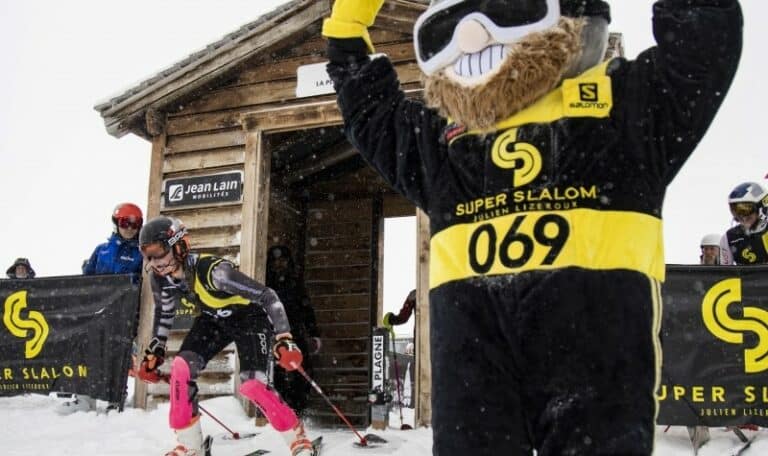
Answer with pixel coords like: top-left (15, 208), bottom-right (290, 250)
top-left (93, 0), bottom-right (321, 139)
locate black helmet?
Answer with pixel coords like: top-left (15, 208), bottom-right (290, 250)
top-left (138, 216), bottom-right (190, 261)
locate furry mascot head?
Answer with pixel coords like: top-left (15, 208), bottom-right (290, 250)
top-left (416, 0), bottom-right (611, 130)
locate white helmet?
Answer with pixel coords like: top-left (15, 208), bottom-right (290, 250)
top-left (700, 234), bottom-right (721, 249)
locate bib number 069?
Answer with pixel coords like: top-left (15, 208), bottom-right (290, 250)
top-left (468, 214), bottom-right (570, 273)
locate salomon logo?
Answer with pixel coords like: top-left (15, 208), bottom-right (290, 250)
top-left (702, 278), bottom-right (768, 373)
top-left (3, 290), bottom-right (50, 359)
top-left (579, 83), bottom-right (598, 101)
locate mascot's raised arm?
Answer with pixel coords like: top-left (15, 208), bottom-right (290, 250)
top-left (323, 1), bottom-right (742, 455)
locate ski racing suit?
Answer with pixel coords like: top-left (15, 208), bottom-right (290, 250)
top-left (327, 1), bottom-right (742, 454)
top-left (722, 216), bottom-right (768, 265)
top-left (147, 254), bottom-right (301, 433)
top-left (149, 253), bottom-right (287, 383)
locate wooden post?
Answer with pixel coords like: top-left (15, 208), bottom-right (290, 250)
top-left (238, 120), bottom-right (272, 418)
top-left (414, 208), bottom-right (431, 426)
top-left (133, 132), bottom-right (166, 409)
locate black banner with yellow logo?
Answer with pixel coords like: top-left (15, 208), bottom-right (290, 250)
top-left (659, 265), bottom-right (768, 426)
top-left (0, 274), bottom-right (139, 403)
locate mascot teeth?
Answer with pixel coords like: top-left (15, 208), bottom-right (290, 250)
top-left (452, 44), bottom-right (506, 78)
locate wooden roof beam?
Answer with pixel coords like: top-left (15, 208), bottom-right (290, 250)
top-left (282, 142), bottom-right (359, 185)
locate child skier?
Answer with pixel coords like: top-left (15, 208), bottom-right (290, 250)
top-left (135, 216), bottom-right (316, 456)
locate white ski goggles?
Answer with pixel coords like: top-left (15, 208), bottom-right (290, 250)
top-left (414, 0), bottom-right (561, 76)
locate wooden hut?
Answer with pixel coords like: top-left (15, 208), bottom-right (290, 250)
top-left (95, 0), bottom-right (433, 427)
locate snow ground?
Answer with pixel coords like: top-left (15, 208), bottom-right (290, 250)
top-left (0, 393), bottom-right (765, 456)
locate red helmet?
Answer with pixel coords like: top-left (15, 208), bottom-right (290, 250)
top-left (112, 203), bottom-right (143, 229)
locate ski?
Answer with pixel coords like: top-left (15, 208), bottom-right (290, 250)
top-left (215, 432), bottom-right (259, 441)
top-left (352, 433), bottom-right (387, 449)
top-left (239, 436), bottom-right (322, 456)
top-left (204, 435), bottom-right (213, 456)
top-left (727, 435), bottom-right (757, 456)
top-left (310, 436), bottom-right (323, 456)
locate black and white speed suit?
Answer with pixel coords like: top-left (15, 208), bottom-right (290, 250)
top-left (327, 1), bottom-right (742, 454)
top-left (149, 253), bottom-right (291, 383)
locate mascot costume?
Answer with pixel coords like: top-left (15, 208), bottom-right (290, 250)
top-left (322, 0), bottom-right (742, 454)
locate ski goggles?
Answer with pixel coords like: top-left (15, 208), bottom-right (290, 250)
top-left (730, 202), bottom-right (758, 218)
top-left (117, 217), bottom-right (142, 229)
top-left (140, 242), bottom-right (170, 261)
top-left (414, 0), bottom-right (561, 75)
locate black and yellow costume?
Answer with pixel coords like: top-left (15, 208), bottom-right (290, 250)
top-left (327, 1), bottom-right (742, 454)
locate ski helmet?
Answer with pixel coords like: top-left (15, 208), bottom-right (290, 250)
top-left (112, 203), bottom-right (143, 229)
top-left (728, 182), bottom-right (765, 218)
top-left (138, 216), bottom-right (190, 262)
top-left (699, 234), bottom-right (721, 249)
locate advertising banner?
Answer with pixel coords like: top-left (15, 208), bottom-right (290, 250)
top-left (163, 171), bottom-right (243, 208)
top-left (658, 265), bottom-right (768, 426)
top-left (0, 275), bottom-right (140, 403)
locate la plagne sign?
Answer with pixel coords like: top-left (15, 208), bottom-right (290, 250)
top-left (295, 55), bottom-right (386, 98)
top-left (163, 171), bottom-right (243, 208)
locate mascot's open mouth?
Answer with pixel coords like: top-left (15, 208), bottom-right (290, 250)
top-left (449, 44), bottom-right (507, 81)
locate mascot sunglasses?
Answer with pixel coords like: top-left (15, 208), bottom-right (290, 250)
top-left (414, 0), bottom-right (561, 76)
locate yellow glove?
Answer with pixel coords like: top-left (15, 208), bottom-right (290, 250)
top-left (322, 0), bottom-right (386, 53)
top-left (382, 312), bottom-right (394, 330)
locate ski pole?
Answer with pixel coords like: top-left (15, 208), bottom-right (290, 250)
top-left (198, 404), bottom-right (242, 439)
top-left (389, 328), bottom-right (412, 430)
top-left (291, 362), bottom-right (369, 447)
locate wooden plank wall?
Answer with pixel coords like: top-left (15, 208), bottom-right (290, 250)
top-left (303, 198), bottom-right (374, 426)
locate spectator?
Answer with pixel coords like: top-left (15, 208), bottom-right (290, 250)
top-left (56, 203), bottom-right (143, 415)
top-left (135, 217), bottom-right (316, 456)
top-left (82, 203), bottom-right (144, 275)
top-left (722, 182), bottom-right (768, 265)
top-left (684, 236), bottom-right (725, 450)
top-left (383, 289), bottom-right (416, 329)
top-left (5, 258), bottom-right (35, 279)
top-left (383, 290), bottom-right (417, 413)
top-left (266, 245), bottom-right (321, 418)
top-left (699, 234), bottom-right (723, 266)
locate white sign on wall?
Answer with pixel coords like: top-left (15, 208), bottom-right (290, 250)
top-left (295, 54), bottom-right (386, 99)
top-left (296, 61), bottom-right (335, 98)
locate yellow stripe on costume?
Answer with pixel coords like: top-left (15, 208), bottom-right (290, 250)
top-left (429, 208), bottom-right (665, 289)
top-left (194, 255), bottom-right (250, 309)
top-left (458, 61), bottom-right (614, 139)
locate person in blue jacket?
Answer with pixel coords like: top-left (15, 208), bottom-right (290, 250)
top-left (56, 203), bottom-right (144, 416)
top-left (82, 202), bottom-right (144, 275)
